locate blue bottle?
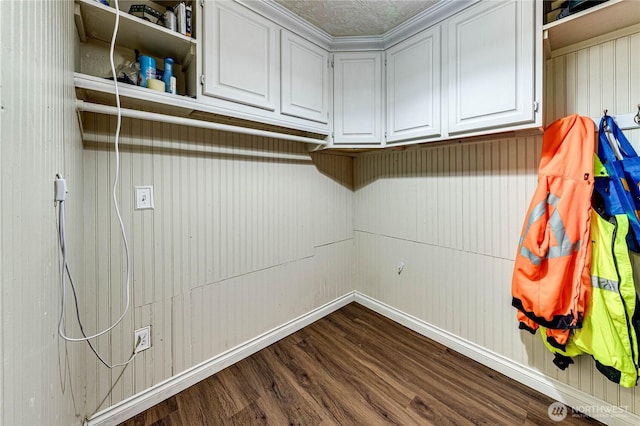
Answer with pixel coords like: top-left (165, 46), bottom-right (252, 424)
top-left (162, 57), bottom-right (174, 93)
top-left (139, 55), bottom-right (156, 87)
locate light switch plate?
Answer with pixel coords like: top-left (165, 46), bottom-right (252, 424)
top-left (135, 186), bottom-right (154, 210)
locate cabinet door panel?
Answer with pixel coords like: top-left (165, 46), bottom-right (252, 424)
top-left (386, 25), bottom-right (441, 143)
top-left (448, 0), bottom-right (535, 133)
top-left (281, 30), bottom-right (329, 123)
top-left (333, 52), bottom-right (383, 144)
top-left (203, 1), bottom-right (278, 110)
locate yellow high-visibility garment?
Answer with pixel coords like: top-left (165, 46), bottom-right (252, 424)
top-left (541, 207), bottom-right (640, 388)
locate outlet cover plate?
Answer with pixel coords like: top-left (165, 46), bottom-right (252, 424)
top-left (134, 326), bottom-right (151, 352)
top-left (135, 186), bottom-right (154, 210)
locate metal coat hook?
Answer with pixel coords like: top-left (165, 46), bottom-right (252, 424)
top-left (592, 108), bottom-right (640, 131)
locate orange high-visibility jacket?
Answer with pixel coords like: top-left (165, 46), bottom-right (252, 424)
top-left (512, 114), bottom-right (595, 349)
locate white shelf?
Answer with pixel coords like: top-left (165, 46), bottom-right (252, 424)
top-left (75, 72), bottom-right (197, 114)
top-left (74, 73), bottom-right (330, 138)
top-left (74, 0), bottom-right (196, 67)
top-left (543, 0), bottom-right (640, 54)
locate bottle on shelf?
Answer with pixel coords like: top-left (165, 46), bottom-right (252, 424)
top-left (139, 55), bottom-right (156, 88)
top-left (162, 57), bottom-right (174, 93)
top-left (164, 7), bottom-right (177, 32)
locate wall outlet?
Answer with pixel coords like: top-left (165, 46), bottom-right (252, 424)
top-left (134, 186), bottom-right (154, 210)
top-left (134, 326), bottom-right (151, 353)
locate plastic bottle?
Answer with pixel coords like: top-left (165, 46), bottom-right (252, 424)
top-left (164, 7), bottom-right (177, 32)
top-left (162, 57), bottom-right (174, 93)
top-left (139, 55), bottom-right (156, 88)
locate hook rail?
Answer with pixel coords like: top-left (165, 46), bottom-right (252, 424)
top-left (594, 108), bottom-right (640, 131)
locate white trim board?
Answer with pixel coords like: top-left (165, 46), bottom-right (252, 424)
top-left (86, 292), bottom-right (355, 426)
top-left (353, 292), bottom-right (640, 426)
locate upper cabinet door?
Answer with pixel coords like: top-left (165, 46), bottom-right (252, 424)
top-left (202, 1), bottom-right (278, 111)
top-left (386, 25), bottom-right (441, 143)
top-left (333, 52), bottom-right (383, 145)
top-left (447, 0), bottom-right (536, 134)
top-left (281, 30), bottom-right (330, 124)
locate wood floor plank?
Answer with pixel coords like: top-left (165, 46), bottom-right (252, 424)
top-left (296, 332), bottom-right (427, 425)
top-left (282, 336), bottom-right (392, 425)
top-left (120, 303), bottom-right (603, 425)
top-left (333, 305), bottom-right (536, 423)
top-left (331, 317), bottom-right (523, 423)
top-left (238, 351), bottom-right (324, 425)
top-left (227, 401), bottom-right (269, 426)
top-left (214, 363), bottom-right (261, 415)
top-left (174, 386), bottom-right (220, 425)
top-left (304, 318), bottom-right (480, 424)
top-left (265, 342), bottom-right (367, 425)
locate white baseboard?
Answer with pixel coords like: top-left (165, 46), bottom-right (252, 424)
top-left (87, 292), bottom-right (355, 426)
top-left (353, 291), bottom-right (640, 426)
top-left (88, 290), bottom-right (640, 426)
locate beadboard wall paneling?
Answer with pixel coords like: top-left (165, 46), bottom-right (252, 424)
top-left (355, 150), bottom-right (418, 241)
top-left (354, 134), bottom-right (640, 416)
top-left (354, 138), bottom-right (541, 358)
top-left (545, 31), bottom-right (640, 146)
top-left (0, 0), bottom-right (86, 424)
top-left (355, 30), bottom-right (640, 418)
top-left (81, 117), bottom-right (354, 413)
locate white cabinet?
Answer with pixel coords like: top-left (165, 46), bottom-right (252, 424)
top-left (281, 30), bottom-right (330, 124)
top-left (386, 25), bottom-right (441, 143)
top-left (202, 0), bottom-right (279, 110)
top-left (447, 0), bottom-right (537, 134)
top-left (332, 52), bottom-right (383, 145)
top-left (75, 0), bottom-right (542, 148)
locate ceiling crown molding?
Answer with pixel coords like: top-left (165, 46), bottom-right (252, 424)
top-left (238, 0), bottom-right (481, 52)
top-left (238, 0), bottom-right (334, 49)
top-left (382, 0), bottom-right (479, 48)
top-left (330, 36), bottom-right (385, 52)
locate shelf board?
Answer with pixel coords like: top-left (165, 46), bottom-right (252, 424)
top-left (543, 0), bottom-right (640, 53)
top-left (75, 73), bottom-right (200, 115)
top-left (74, 73), bottom-right (329, 141)
top-left (74, 0), bottom-right (196, 67)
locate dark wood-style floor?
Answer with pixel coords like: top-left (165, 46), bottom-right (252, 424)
top-left (121, 303), bottom-right (601, 425)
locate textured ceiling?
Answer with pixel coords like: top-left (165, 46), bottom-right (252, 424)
top-left (274, 0), bottom-right (440, 37)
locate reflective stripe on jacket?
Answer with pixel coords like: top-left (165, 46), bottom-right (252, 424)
top-left (541, 209), bottom-right (640, 388)
top-left (512, 114), bottom-right (596, 348)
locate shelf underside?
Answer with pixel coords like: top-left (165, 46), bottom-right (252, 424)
top-left (543, 0), bottom-right (640, 53)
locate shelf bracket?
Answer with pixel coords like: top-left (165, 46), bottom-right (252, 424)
top-left (74, 3), bottom-right (87, 43)
top-left (542, 29), bottom-right (550, 60)
top-left (182, 44), bottom-right (197, 69)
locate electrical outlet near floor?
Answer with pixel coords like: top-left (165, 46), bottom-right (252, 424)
top-left (134, 326), bottom-right (151, 353)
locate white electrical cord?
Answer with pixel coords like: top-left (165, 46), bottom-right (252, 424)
top-left (57, 196), bottom-right (138, 368)
top-left (57, 0), bottom-right (137, 367)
